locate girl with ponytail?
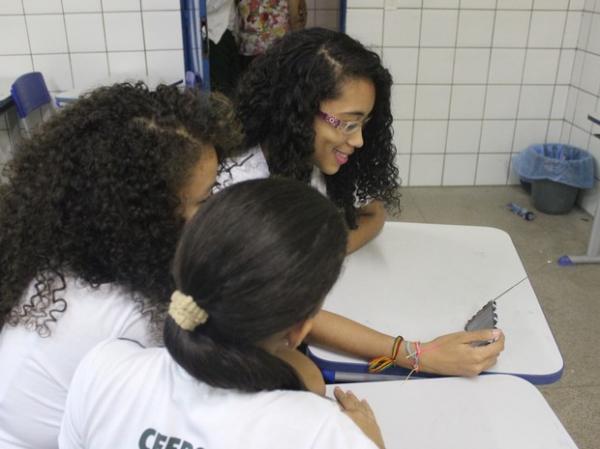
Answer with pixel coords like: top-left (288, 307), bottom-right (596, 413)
top-left (59, 178), bottom-right (385, 449)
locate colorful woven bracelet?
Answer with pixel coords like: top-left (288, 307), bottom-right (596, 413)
top-left (368, 335), bottom-right (404, 373)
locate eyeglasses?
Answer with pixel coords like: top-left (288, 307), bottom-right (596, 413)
top-left (318, 111), bottom-right (370, 135)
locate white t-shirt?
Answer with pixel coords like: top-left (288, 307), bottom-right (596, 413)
top-left (215, 146), bottom-right (371, 208)
top-left (215, 145), bottom-right (328, 196)
top-left (59, 339), bottom-right (378, 449)
top-left (0, 277), bottom-right (158, 449)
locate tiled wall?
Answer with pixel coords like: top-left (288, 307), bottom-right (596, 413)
top-left (0, 0), bottom-right (184, 93)
top-left (562, 0), bottom-right (600, 213)
top-left (346, 0), bottom-right (600, 203)
top-left (0, 0), bottom-right (184, 173)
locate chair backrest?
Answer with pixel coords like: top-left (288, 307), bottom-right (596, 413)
top-left (10, 72), bottom-right (53, 119)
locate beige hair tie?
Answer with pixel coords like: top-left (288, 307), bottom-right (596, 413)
top-left (168, 290), bottom-right (209, 331)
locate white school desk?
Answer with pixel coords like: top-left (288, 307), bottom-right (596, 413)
top-left (326, 375), bottom-right (578, 449)
top-left (309, 222), bottom-right (564, 384)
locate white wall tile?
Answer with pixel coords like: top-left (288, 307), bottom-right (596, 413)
top-left (551, 85), bottom-right (569, 118)
top-left (546, 120), bottom-right (563, 142)
top-left (571, 49), bottom-right (585, 86)
top-left (423, 0), bottom-right (458, 7)
top-left (485, 85), bottom-right (520, 119)
top-left (71, 53), bottom-right (109, 89)
top-left (26, 15), bottom-right (69, 54)
top-left (569, 125), bottom-right (591, 150)
top-left (395, 154), bottom-right (410, 187)
top-left (569, 0), bottom-right (585, 10)
top-left (586, 13), bottom-right (600, 55)
top-left (563, 12), bottom-right (582, 48)
top-left (62, 0), bottom-right (102, 13)
top-left (518, 86), bottom-right (554, 119)
top-left (391, 85), bottom-right (416, 119)
top-left (480, 120), bottom-right (515, 153)
top-left (446, 120), bottom-right (481, 153)
top-left (498, 0), bottom-right (532, 8)
top-left (513, 120), bottom-right (548, 151)
top-left (443, 154), bottom-right (477, 185)
top-left (556, 49), bottom-right (575, 84)
top-left (450, 85), bottom-right (485, 119)
top-left (456, 11), bottom-right (494, 47)
top-left (348, 0), bottom-right (384, 6)
top-left (528, 12), bottom-right (567, 48)
top-left (0, 56), bottom-right (33, 79)
top-left (65, 14), bottom-right (105, 53)
top-left (414, 85), bottom-right (451, 119)
top-left (346, 9), bottom-right (383, 47)
top-left (142, 0), bottom-right (181, 10)
top-left (533, 0), bottom-right (569, 9)
top-left (104, 12), bottom-right (144, 51)
top-left (493, 11), bottom-right (531, 48)
top-left (420, 10), bottom-right (457, 47)
top-left (577, 12), bottom-right (592, 47)
top-left (143, 11), bottom-right (182, 50)
top-left (0, 16), bottom-right (30, 55)
top-left (572, 89), bottom-right (596, 130)
top-left (580, 52), bottom-right (600, 95)
top-left (560, 122), bottom-right (572, 142)
top-left (0, 1), bottom-right (23, 14)
top-left (461, 0), bottom-right (496, 7)
top-left (23, 0), bottom-right (62, 14)
top-left (488, 49), bottom-right (526, 84)
top-left (418, 49), bottom-right (454, 84)
top-left (412, 120), bottom-right (447, 153)
top-left (383, 48), bottom-right (418, 84)
top-left (475, 153), bottom-right (510, 185)
top-left (108, 51), bottom-right (147, 77)
top-left (31, 54), bottom-right (72, 91)
top-left (564, 86), bottom-right (578, 122)
top-left (383, 9), bottom-right (421, 47)
top-left (102, 0), bottom-right (140, 11)
top-left (523, 49), bottom-right (560, 85)
top-left (146, 50), bottom-right (184, 82)
top-left (392, 120), bottom-right (413, 154)
top-left (453, 49), bottom-right (489, 84)
top-left (410, 154), bottom-right (443, 186)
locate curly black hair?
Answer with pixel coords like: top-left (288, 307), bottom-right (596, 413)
top-left (0, 82), bottom-right (243, 335)
top-left (236, 27), bottom-right (400, 227)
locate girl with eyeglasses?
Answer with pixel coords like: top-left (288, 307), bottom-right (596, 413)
top-left (215, 27), bottom-right (504, 380)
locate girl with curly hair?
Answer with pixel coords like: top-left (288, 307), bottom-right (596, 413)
top-left (59, 178), bottom-right (384, 449)
top-left (216, 27), bottom-right (505, 379)
top-left (0, 83), bottom-right (242, 449)
top-left (218, 27), bottom-right (398, 254)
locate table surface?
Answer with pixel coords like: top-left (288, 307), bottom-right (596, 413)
top-left (309, 222), bottom-right (564, 384)
top-left (326, 374), bottom-right (577, 449)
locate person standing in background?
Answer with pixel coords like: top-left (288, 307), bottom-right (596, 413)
top-left (207, 0), bottom-right (241, 96)
top-left (237, 0), bottom-right (307, 70)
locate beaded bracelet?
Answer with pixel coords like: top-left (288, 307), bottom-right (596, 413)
top-left (368, 335), bottom-right (404, 373)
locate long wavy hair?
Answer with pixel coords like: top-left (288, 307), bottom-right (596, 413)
top-left (164, 178), bottom-right (347, 392)
top-left (0, 83), bottom-right (243, 335)
top-left (236, 27), bottom-right (400, 227)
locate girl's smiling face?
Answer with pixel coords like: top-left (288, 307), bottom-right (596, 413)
top-left (312, 77), bottom-right (376, 175)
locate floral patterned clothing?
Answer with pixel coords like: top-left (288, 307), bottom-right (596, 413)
top-left (238, 0), bottom-right (290, 56)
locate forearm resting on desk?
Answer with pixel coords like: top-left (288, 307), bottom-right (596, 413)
top-left (307, 310), bottom-right (506, 376)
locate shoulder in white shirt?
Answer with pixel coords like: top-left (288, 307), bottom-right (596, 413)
top-left (0, 277), bottom-right (157, 449)
top-left (59, 339), bottom-right (378, 449)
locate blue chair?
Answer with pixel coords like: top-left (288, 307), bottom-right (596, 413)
top-left (10, 72), bottom-right (55, 137)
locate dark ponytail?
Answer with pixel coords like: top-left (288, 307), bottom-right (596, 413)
top-left (164, 178), bottom-right (347, 392)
